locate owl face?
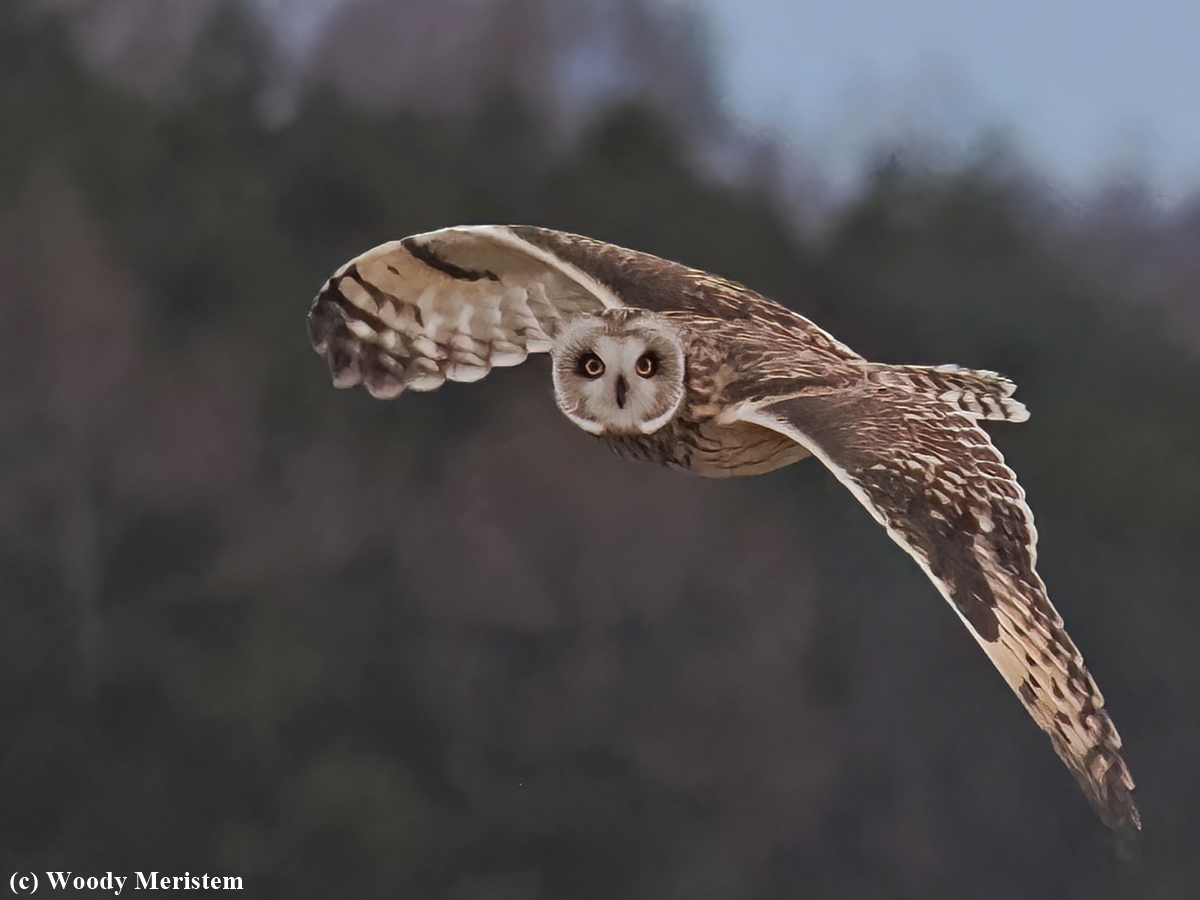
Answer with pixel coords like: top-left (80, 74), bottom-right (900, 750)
top-left (551, 311), bottom-right (685, 436)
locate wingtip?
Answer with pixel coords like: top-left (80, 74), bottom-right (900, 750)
top-left (1005, 399), bottom-right (1031, 423)
top-left (1082, 756), bottom-right (1141, 837)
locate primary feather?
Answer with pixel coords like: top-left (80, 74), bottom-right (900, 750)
top-left (308, 226), bottom-right (622, 398)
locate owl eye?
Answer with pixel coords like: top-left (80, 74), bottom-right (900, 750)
top-left (635, 353), bottom-right (658, 378)
top-left (578, 353), bottom-right (605, 378)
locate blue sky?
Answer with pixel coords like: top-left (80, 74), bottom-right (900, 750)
top-left (697, 0), bottom-right (1200, 201)
top-left (260, 0), bottom-right (1200, 202)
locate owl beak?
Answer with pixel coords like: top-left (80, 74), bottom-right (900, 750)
top-left (615, 375), bottom-right (628, 409)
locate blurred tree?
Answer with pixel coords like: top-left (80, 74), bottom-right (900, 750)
top-left (2, 2), bottom-right (1199, 898)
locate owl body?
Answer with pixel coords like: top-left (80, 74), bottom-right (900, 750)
top-left (308, 224), bottom-right (1140, 834)
top-left (582, 311), bottom-right (817, 477)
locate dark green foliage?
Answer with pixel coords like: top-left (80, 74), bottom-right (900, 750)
top-left (2, 3), bottom-right (1198, 898)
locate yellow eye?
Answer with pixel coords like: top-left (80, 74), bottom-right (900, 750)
top-left (635, 353), bottom-right (657, 378)
top-left (579, 353), bottom-right (605, 378)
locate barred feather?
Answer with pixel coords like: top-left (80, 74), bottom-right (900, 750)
top-left (876, 363), bottom-right (1030, 423)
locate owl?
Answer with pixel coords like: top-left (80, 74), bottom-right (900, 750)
top-left (308, 225), bottom-right (1139, 833)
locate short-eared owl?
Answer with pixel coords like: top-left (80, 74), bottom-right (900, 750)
top-left (308, 225), bottom-right (1139, 832)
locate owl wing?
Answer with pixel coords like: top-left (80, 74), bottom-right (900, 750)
top-left (308, 226), bottom-right (625, 397)
top-left (735, 386), bottom-right (1140, 832)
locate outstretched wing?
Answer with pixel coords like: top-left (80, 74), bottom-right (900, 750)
top-left (736, 385), bottom-right (1140, 832)
top-left (308, 226), bottom-right (624, 397)
top-left (310, 225), bottom-right (861, 398)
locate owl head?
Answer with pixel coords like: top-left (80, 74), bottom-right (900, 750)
top-left (551, 310), bottom-right (685, 436)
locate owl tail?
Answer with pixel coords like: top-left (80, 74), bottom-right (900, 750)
top-left (876, 363), bottom-right (1031, 423)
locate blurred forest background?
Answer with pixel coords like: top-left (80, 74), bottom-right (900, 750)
top-left (2, 1), bottom-right (1199, 898)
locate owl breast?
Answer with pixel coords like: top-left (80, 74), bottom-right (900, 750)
top-left (687, 418), bottom-right (812, 477)
top-left (605, 416), bottom-right (810, 478)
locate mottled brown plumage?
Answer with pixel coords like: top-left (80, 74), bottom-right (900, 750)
top-left (308, 225), bottom-right (1139, 832)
